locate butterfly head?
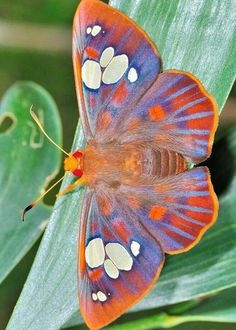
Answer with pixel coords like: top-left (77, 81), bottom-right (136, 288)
top-left (22, 108), bottom-right (86, 221)
top-left (64, 150), bottom-right (84, 177)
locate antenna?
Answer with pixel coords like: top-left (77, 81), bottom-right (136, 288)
top-left (21, 174), bottom-right (66, 221)
top-left (22, 106), bottom-right (70, 221)
top-left (30, 106), bottom-right (70, 157)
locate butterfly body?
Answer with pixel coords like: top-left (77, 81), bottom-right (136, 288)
top-left (73, 143), bottom-right (188, 188)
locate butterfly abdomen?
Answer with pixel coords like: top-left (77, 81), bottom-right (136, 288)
top-left (140, 148), bottom-right (188, 178)
top-left (84, 144), bottom-right (188, 186)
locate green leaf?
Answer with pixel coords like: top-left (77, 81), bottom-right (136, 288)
top-left (7, 124), bottom-right (85, 330)
top-left (0, 82), bottom-right (62, 284)
top-left (7, 0), bottom-right (236, 329)
top-left (181, 287), bottom-right (236, 323)
top-left (105, 287), bottom-right (236, 330)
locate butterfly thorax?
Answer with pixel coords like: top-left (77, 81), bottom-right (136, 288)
top-left (82, 143), bottom-right (188, 187)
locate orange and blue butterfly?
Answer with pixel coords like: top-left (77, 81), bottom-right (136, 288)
top-left (22, 0), bottom-right (219, 328)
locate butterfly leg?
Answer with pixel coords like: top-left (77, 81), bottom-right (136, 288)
top-left (56, 177), bottom-right (85, 198)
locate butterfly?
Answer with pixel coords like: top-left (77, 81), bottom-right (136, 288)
top-left (23, 0), bottom-right (219, 328)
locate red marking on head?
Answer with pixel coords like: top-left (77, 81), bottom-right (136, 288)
top-left (73, 151), bottom-right (83, 159)
top-left (89, 268), bottom-right (103, 281)
top-left (73, 169), bottom-right (83, 177)
top-left (149, 205), bottom-right (166, 220)
top-left (112, 81), bottom-right (128, 105)
top-left (85, 47), bottom-right (99, 59)
top-left (149, 105), bottom-right (166, 121)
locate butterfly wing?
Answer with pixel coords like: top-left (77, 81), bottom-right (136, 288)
top-left (117, 70), bottom-right (218, 164)
top-left (118, 166), bottom-right (218, 254)
top-left (78, 187), bottom-right (164, 329)
top-left (73, 0), bottom-right (217, 163)
top-left (78, 166), bottom-right (218, 329)
top-left (73, 0), bottom-right (161, 141)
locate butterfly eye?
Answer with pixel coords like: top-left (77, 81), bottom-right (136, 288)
top-left (73, 169), bottom-right (83, 177)
top-left (73, 151), bottom-right (83, 159)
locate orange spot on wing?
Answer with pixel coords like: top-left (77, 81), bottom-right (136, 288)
top-left (149, 205), bottom-right (166, 220)
top-left (112, 81), bottom-right (128, 105)
top-left (89, 268), bottom-right (103, 281)
top-left (85, 47), bottom-right (99, 59)
top-left (149, 105), bottom-right (166, 121)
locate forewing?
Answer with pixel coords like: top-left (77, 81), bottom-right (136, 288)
top-left (73, 1), bottom-right (218, 163)
top-left (78, 187), bottom-right (164, 329)
top-left (118, 70), bottom-right (218, 164)
top-left (73, 0), bottom-right (161, 141)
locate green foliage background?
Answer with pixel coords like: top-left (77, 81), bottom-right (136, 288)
top-left (0, 0), bottom-right (236, 329)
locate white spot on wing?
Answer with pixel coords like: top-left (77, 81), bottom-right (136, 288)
top-left (102, 54), bottom-right (129, 85)
top-left (100, 47), bottom-right (115, 68)
top-left (85, 238), bottom-right (105, 268)
top-left (91, 25), bottom-right (102, 36)
top-left (92, 293), bottom-right (98, 301)
top-left (104, 259), bottom-right (119, 279)
top-left (105, 243), bottom-right (133, 271)
top-left (82, 60), bottom-right (102, 90)
top-left (97, 291), bottom-right (107, 302)
top-left (128, 67), bottom-right (138, 83)
top-left (131, 241), bottom-right (140, 256)
top-left (86, 27), bottom-right (92, 34)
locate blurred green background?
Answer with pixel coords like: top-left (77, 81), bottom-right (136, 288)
top-left (0, 1), bottom-right (79, 328)
top-left (0, 0), bottom-right (235, 329)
